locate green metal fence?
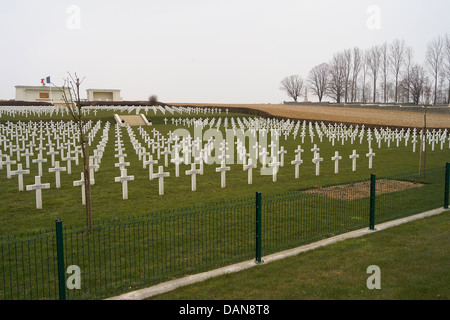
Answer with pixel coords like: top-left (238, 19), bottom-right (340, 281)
top-left (1, 163), bottom-right (449, 300)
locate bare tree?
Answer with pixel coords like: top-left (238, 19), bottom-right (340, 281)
top-left (307, 63), bottom-right (329, 102)
top-left (444, 34), bottom-right (450, 104)
top-left (55, 72), bottom-right (93, 234)
top-left (367, 45), bottom-right (382, 102)
top-left (350, 47), bottom-right (362, 102)
top-left (402, 64), bottom-right (428, 105)
top-left (380, 42), bottom-right (390, 102)
top-left (148, 95), bottom-right (159, 106)
top-left (403, 47), bottom-right (414, 103)
top-left (343, 49), bottom-right (353, 103)
top-left (327, 52), bottom-right (347, 103)
top-left (280, 75), bottom-right (304, 102)
top-left (426, 35), bottom-right (444, 104)
top-left (361, 49), bottom-right (370, 103)
top-left (389, 39), bottom-right (407, 103)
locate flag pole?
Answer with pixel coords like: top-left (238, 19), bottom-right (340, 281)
top-left (47, 76), bottom-right (53, 105)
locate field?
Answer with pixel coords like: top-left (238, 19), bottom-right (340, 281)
top-left (1, 105), bottom-right (448, 235)
top-left (171, 103), bottom-right (450, 128)
top-left (0, 104), bottom-right (449, 300)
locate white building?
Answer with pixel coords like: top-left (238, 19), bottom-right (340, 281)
top-left (15, 85), bottom-right (71, 104)
top-left (86, 89), bottom-right (122, 102)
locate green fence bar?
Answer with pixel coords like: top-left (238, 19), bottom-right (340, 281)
top-left (55, 219), bottom-right (66, 300)
top-left (445, 163), bottom-right (450, 209)
top-left (255, 192), bottom-right (262, 264)
top-left (369, 174), bottom-right (376, 230)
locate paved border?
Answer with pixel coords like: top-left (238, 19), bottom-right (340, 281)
top-left (107, 207), bottom-right (448, 300)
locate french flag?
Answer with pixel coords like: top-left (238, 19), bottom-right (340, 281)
top-left (41, 76), bottom-right (51, 84)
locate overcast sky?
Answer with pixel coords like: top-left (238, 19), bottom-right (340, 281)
top-left (1, 0), bottom-right (448, 104)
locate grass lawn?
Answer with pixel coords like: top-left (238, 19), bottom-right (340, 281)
top-left (147, 210), bottom-right (450, 300)
top-left (1, 108), bottom-right (449, 236)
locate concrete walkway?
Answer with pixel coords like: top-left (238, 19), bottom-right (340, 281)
top-left (107, 207), bottom-right (448, 300)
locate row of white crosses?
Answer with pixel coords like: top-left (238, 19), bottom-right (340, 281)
top-left (1, 120), bottom-right (90, 188)
top-left (309, 143), bottom-right (376, 176)
top-left (0, 105), bottom-right (228, 120)
top-left (165, 114), bottom-right (450, 154)
top-left (0, 119), bottom-right (110, 208)
top-left (114, 122), bottom-right (382, 197)
top-left (2, 105), bottom-right (449, 154)
top-left (73, 121), bottom-right (110, 204)
top-left (2, 114), bottom-right (444, 204)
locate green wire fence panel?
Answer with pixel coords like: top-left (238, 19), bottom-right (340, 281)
top-left (62, 196), bottom-right (255, 300)
top-left (1, 165), bottom-right (448, 300)
top-left (375, 167), bottom-right (445, 224)
top-left (0, 229), bottom-right (59, 300)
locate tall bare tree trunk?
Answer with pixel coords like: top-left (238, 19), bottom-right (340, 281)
top-left (54, 72), bottom-right (93, 234)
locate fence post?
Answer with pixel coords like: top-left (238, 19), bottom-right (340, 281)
top-left (56, 219), bottom-right (66, 300)
top-left (369, 174), bottom-right (376, 230)
top-left (255, 192), bottom-right (263, 264)
top-left (445, 163), bottom-right (450, 209)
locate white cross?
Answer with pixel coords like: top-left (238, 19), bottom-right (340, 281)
top-left (194, 149), bottom-right (205, 175)
top-left (26, 175), bottom-right (50, 209)
top-left (216, 159), bottom-right (230, 188)
top-left (114, 169), bottom-right (134, 200)
top-left (89, 158), bottom-right (99, 184)
top-left (2, 156), bottom-right (16, 179)
top-left (290, 154), bottom-right (303, 179)
top-left (259, 147), bottom-right (269, 169)
top-left (91, 150), bottom-right (102, 167)
top-left (62, 153), bottom-right (77, 175)
top-left (73, 147), bottom-right (82, 166)
top-left (144, 155), bottom-right (158, 180)
top-left (277, 146), bottom-right (288, 167)
top-left (32, 152), bottom-right (48, 176)
top-left (21, 148), bottom-right (34, 169)
top-left (252, 142), bottom-right (260, 159)
top-left (331, 151), bottom-right (342, 174)
top-left (312, 153), bottom-right (323, 176)
top-left (10, 163), bottom-right (30, 191)
top-left (114, 156), bottom-right (130, 171)
top-left (294, 145), bottom-right (304, 158)
top-left (243, 158), bottom-right (257, 184)
top-left (268, 141), bottom-right (276, 156)
top-left (268, 157), bottom-right (281, 182)
top-left (48, 161), bottom-right (67, 188)
top-left (349, 150), bottom-right (359, 172)
top-left (182, 145), bottom-right (191, 165)
top-left (153, 166), bottom-right (170, 195)
top-left (311, 144), bottom-right (320, 157)
top-left (170, 156), bottom-right (183, 178)
top-left (366, 148), bottom-right (376, 169)
top-left (185, 163), bottom-right (201, 191)
top-left (411, 135), bottom-right (417, 153)
top-left (73, 172), bottom-right (95, 204)
top-left (46, 147), bottom-right (59, 167)
top-left (161, 147), bottom-right (171, 167)
top-left (141, 149), bottom-right (151, 169)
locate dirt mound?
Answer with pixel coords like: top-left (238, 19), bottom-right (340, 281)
top-left (302, 179), bottom-right (424, 200)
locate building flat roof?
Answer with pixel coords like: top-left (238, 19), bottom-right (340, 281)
top-left (15, 85), bottom-right (70, 91)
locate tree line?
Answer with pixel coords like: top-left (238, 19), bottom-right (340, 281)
top-left (280, 34), bottom-right (450, 105)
